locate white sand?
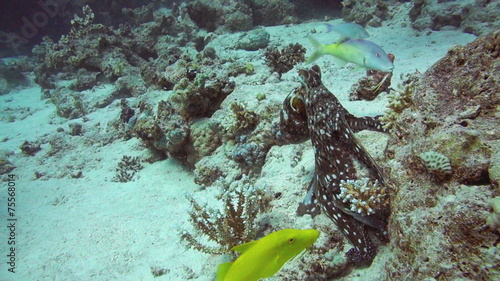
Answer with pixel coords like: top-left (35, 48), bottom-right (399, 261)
top-left (0, 3), bottom-right (477, 280)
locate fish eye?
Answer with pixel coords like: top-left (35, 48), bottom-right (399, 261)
top-left (376, 53), bottom-right (381, 58)
top-left (288, 238), bottom-right (295, 244)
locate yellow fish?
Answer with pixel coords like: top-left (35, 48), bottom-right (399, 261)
top-left (306, 36), bottom-right (394, 72)
top-left (216, 229), bottom-right (320, 281)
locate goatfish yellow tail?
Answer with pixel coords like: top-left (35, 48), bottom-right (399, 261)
top-left (215, 229), bottom-right (320, 281)
top-left (306, 36), bottom-right (394, 72)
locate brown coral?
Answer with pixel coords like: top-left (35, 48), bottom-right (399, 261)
top-left (264, 43), bottom-right (306, 77)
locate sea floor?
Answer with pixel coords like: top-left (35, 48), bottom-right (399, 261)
top-left (0, 5), bottom-right (478, 281)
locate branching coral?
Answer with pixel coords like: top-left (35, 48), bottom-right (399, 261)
top-left (380, 78), bottom-right (417, 132)
top-left (113, 155), bottom-right (143, 183)
top-left (181, 187), bottom-right (271, 255)
top-left (264, 43), bottom-right (306, 77)
top-left (338, 178), bottom-right (389, 216)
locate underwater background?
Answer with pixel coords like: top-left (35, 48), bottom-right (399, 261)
top-left (0, 0), bottom-right (499, 280)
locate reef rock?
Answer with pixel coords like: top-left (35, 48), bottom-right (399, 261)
top-left (245, 0), bottom-right (298, 26)
top-left (382, 28), bottom-right (500, 279)
top-left (185, 0), bottom-right (253, 32)
top-left (234, 29), bottom-right (271, 51)
top-left (410, 0), bottom-right (500, 35)
top-left (342, 0), bottom-right (390, 27)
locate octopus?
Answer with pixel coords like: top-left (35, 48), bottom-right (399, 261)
top-left (276, 65), bottom-right (390, 266)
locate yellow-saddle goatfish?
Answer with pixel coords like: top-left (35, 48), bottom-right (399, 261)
top-left (306, 36), bottom-right (394, 72)
top-left (216, 229), bottom-right (320, 281)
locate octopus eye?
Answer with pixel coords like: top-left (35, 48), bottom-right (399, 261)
top-left (290, 96), bottom-right (306, 116)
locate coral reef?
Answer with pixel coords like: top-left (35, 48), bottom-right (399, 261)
top-left (342, 0), bottom-right (390, 27)
top-left (181, 186), bottom-right (271, 255)
top-left (227, 62), bottom-right (255, 77)
top-left (133, 100), bottom-right (189, 160)
top-left (46, 134), bottom-right (74, 157)
top-left (193, 160), bottom-right (226, 187)
top-left (245, 0), bottom-right (298, 26)
top-left (119, 99), bottom-right (135, 124)
top-left (150, 266), bottom-right (169, 277)
top-left (0, 59), bottom-right (29, 95)
top-left (133, 73), bottom-right (232, 167)
top-left (418, 30), bottom-right (499, 116)
top-left (113, 156), bottom-right (144, 183)
top-left (31, 4), bottom-right (193, 114)
top-left (186, 118), bottom-right (222, 166)
top-left (231, 142), bottom-right (268, 173)
top-left (171, 77), bottom-right (235, 120)
top-left (382, 29), bottom-right (500, 280)
top-left (409, 0), bottom-right (500, 35)
top-left (264, 43), bottom-right (306, 77)
top-left (185, 0), bottom-right (253, 32)
top-left (490, 142), bottom-right (500, 187)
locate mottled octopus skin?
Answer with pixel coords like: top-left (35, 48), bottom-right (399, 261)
top-left (278, 65), bottom-right (389, 266)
